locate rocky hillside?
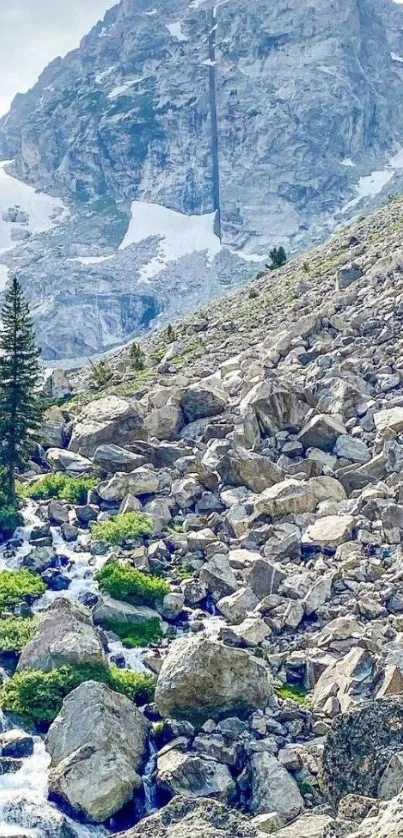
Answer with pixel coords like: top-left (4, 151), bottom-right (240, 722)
top-left (2, 0), bottom-right (403, 358)
top-left (2, 192), bottom-right (403, 836)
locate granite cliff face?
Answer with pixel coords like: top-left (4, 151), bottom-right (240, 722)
top-left (1, 0), bottom-right (403, 359)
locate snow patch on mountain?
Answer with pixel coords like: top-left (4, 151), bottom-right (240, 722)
top-left (166, 22), bottom-right (188, 41)
top-left (342, 148), bottom-right (403, 212)
top-left (0, 162), bottom-right (67, 254)
top-left (119, 203), bottom-right (221, 282)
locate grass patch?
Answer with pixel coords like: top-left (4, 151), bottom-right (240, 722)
top-left (104, 617), bottom-right (162, 648)
top-left (0, 570), bottom-right (46, 615)
top-left (0, 663), bottom-right (155, 727)
top-left (96, 561), bottom-right (169, 607)
top-left (276, 683), bottom-right (310, 706)
top-left (0, 617), bottom-right (38, 653)
top-left (20, 475), bottom-right (97, 505)
top-left (92, 512), bottom-right (153, 546)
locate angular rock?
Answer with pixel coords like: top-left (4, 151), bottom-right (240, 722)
top-left (255, 479), bottom-right (316, 519)
top-left (157, 749), bottom-right (234, 802)
top-left (240, 380), bottom-right (307, 435)
top-left (298, 414), bottom-right (346, 452)
top-left (17, 599), bottom-right (106, 673)
top-left (45, 448), bottom-right (93, 474)
top-left (93, 444), bottom-right (146, 474)
top-left (217, 587), bottom-right (259, 624)
top-left (334, 435), bottom-right (371, 464)
top-left (303, 515), bottom-right (354, 550)
top-left (249, 751), bottom-right (304, 821)
top-left (199, 554), bottom-right (238, 600)
top-left (374, 407), bottom-right (403, 436)
top-left (69, 396), bottom-right (145, 458)
top-left (98, 467), bottom-right (159, 501)
top-left (180, 384), bottom-right (227, 423)
top-left (115, 796), bottom-right (262, 837)
top-left (216, 447), bottom-right (284, 493)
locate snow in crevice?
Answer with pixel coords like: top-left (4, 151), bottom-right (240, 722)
top-left (166, 22), bottom-right (188, 41)
top-left (67, 255), bottom-right (114, 265)
top-left (391, 51), bottom-right (403, 63)
top-left (341, 147), bottom-right (403, 212)
top-left (107, 78), bottom-right (144, 100)
top-left (340, 158), bottom-right (356, 167)
top-left (119, 202), bottom-right (221, 282)
top-left (0, 162), bottom-right (67, 255)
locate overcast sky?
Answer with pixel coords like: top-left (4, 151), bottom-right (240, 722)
top-left (0, 0), bottom-right (114, 116)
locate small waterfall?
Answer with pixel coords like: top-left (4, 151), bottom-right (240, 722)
top-left (142, 740), bottom-right (158, 816)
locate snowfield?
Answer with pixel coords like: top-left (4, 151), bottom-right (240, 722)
top-left (119, 202), bottom-right (221, 282)
top-left (0, 161), bottom-right (66, 254)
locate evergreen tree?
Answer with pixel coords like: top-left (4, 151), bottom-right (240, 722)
top-left (267, 246), bottom-right (287, 270)
top-left (0, 277), bottom-right (42, 499)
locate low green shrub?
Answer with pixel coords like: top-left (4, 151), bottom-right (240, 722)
top-left (96, 561), bottom-right (169, 607)
top-left (20, 474), bottom-right (97, 505)
top-left (0, 616), bottom-right (38, 653)
top-left (105, 617), bottom-right (162, 648)
top-left (276, 683), bottom-right (310, 706)
top-left (0, 663), bottom-right (155, 727)
top-left (92, 512), bottom-right (153, 546)
top-left (88, 360), bottom-right (113, 389)
top-left (0, 569), bottom-right (46, 615)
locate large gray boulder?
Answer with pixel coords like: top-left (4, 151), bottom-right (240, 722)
top-left (115, 796), bottom-right (261, 837)
top-left (157, 749), bottom-right (235, 802)
top-left (180, 383), bottom-right (227, 424)
top-left (93, 444), bottom-right (147, 474)
top-left (254, 478), bottom-right (316, 519)
top-left (47, 680), bottom-right (147, 823)
top-left (249, 752), bottom-right (304, 822)
top-left (17, 599), bottom-right (106, 673)
top-left (69, 396), bottom-right (145, 458)
top-left (155, 635), bottom-right (270, 723)
top-left (323, 698), bottom-right (403, 803)
top-left (240, 380), bottom-right (307, 435)
top-left (216, 446), bottom-right (285, 493)
top-left (97, 467), bottom-right (159, 501)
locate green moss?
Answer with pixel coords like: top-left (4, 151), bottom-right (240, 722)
top-left (19, 475), bottom-right (96, 505)
top-left (0, 616), bottom-right (38, 653)
top-left (92, 512), bottom-right (153, 546)
top-left (276, 683), bottom-right (310, 706)
top-left (96, 561), bottom-right (170, 607)
top-left (104, 617), bottom-right (162, 647)
top-left (0, 569), bottom-right (46, 615)
top-left (0, 663), bottom-right (155, 727)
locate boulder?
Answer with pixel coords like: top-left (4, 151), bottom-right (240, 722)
top-left (255, 479), bottom-right (316, 519)
top-left (246, 558), bottom-right (286, 600)
top-left (334, 435), bottom-right (371, 464)
top-left (69, 396), bottom-right (145, 458)
top-left (45, 448), bottom-right (93, 474)
top-left (336, 263), bottom-right (364, 290)
top-left (92, 595), bottom-right (161, 627)
top-left (374, 407), bottom-right (403, 435)
top-left (298, 414), bottom-right (346, 452)
top-left (216, 447), bottom-right (284, 493)
top-left (272, 815), bottom-right (334, 837)
top-left (217, 587), bottom-right (259, 624)
top-left (47, 680), bottom-right (147, 823)
top-left (157, 749), bottom-right (234, 802)
top-left (312, 647), bottom-right (377, 714)
top-left (93, 444), bottom-right (146, 474)
top-left (98, 467), bottom-right (159, 501)
top-left (22, 545), bottom-right (56, 573)
top-left (302, 515), bottom-right (355, 550)
top-left (240, 380), bottom-right (307, 435)
top-left (349, 791), bottom-right (403, 838)
top-left (199, 554), bottom-right (238, 600)
top-left (249, 751), bottom-right (304, 821)
top-left (180, 384), bottom-right (227, 423)
top-left (155, 635), bottom-right (270, 723)
top-left (115, 796), bottom-right (262, 837)
top-left (17, 599), bottom-right (106, 673)
top-left (48, 500), bottom-right (70, 525)
top-left (323, 697), bottom-right (403, 802)
top-left (145, 405), bottom-right (184, 440)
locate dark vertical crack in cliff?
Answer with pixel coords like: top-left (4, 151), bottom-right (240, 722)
top-left (208, 5), bottom-right (222, 240)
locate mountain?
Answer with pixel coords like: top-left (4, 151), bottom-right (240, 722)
top-left (2, 0), bottom-right (403, 360)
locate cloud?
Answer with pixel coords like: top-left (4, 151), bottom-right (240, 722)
top-left (0, 0), bottom-right (114, 116)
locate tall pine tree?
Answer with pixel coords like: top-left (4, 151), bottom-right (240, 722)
top-left (0, 276), bottom-right (42, 499)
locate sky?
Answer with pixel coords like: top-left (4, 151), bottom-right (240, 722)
top-left (0, 0), bottom-right (114, 116)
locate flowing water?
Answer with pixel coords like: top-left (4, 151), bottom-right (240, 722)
top-left (0, 502), bottom-right (151, 835)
